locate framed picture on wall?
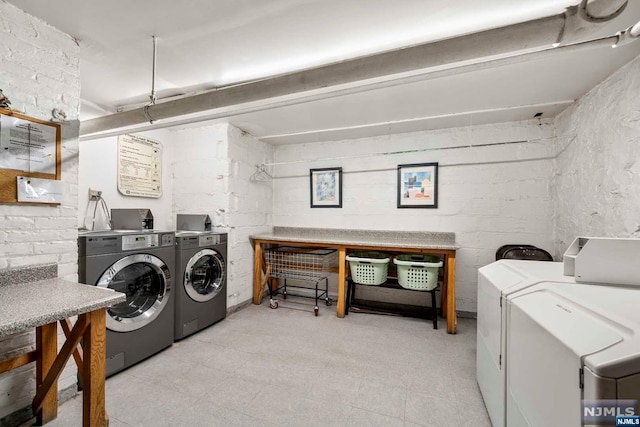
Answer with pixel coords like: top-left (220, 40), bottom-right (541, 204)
top-left (397, 162), bottom-right (438, 208)
top-left (310, 167), bottom-right (342, 208)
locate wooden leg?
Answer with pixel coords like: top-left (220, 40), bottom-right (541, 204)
top-left (253, 242), bottom-right (264, 305)
top-left (446, 253), bottom-right (457, 334)
top-left (441, 255), bottom-right (449, 319)
top-left (82, 309), bottom-right (107, 427)
top-left (431, 290), bottom-right (438, 330)
top-left (35, 323), bottom-right (58, 425)
top-left (337, 246), bottom-right (347, 318)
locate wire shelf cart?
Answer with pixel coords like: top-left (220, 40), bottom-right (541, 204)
top-left (263, 246), bottom-right (338, 316)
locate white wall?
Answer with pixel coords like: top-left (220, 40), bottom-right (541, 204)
top-left (171, 123), bottom-right (274, 308)
top-left (78, 129), bottom-right (174, 230)
top-left (0, 2), bottom-right (80, 421)
top-left (171, 124), bottom-right (229, 227)
top-left (227, 125), bottom-right (274, 307)
top-left (273, 120), bottom-right (556, 313)
top-left (553, 54), bottom-right (640, 255)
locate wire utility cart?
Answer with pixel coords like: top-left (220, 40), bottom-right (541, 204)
top-left (263, 246), bottom-right (337, 316)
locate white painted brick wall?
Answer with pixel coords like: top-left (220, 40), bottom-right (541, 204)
top-left (171, 124), bottom-right (230, 223)
top-left (553, 54), bottom-right (640, 256)
top-left (226, 125), bottom-right (274, 308)
top-left (170, 124), bottom-right (274, 309)
top-left (273, 120), bottom-right (556, 313)
top-left (0, 2), bottom-right (81, 421)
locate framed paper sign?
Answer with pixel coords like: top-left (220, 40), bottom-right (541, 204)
top-left (310, 167), bottom-right (342, 208)
top-left (397, 162), bottom-right (438, 208)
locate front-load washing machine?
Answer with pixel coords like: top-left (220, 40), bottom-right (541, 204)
top-left (174, 231), bottom-right (227, 340)
top-left (78, 230), bottom-right (175, 376)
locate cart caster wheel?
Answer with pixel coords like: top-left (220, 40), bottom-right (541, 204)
top-left (270, 301), bottom-right (278, 309)
top-left (325, 298), bottom-right (332, 306)
top-left (314, 307), bottom-right (319, 316)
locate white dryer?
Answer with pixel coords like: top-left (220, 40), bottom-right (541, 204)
top-left (506, 282), bottom-right (640, 426)
top-left (476, 260), bottom-right (574, 427)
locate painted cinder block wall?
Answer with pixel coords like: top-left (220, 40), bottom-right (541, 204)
top-left (272, 120), bottom-right (556, 313)
top-left (0, 1), bottom-right (80, 421)
top-left (553, 54), bottom-right (640, 255)
top-left (171, 123), bottom-right (274, 309)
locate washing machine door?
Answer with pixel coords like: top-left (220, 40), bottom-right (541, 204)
top-left (97, 253), bottom-right (171, 332)
top-left (184, 249), bottom-right (225, 302)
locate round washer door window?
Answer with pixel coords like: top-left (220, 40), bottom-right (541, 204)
top-left (184, 249), bottom-right (225, 302)
top-left (97, 254), bottom-right (171, 332)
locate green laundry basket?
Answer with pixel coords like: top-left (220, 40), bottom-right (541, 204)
top-left (393, 254), bottom-right (443, 290)
top-left (346, 251), bottom-right (390, 285)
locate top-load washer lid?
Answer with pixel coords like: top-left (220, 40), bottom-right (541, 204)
top-left (511, 282), bottom-right (640, 377)
top-left (507, 285), bottom-right (626, 427)
top-left (477, 260), bottom-right (573, 365)
top-left (479, 260), bottom-right (572, 296)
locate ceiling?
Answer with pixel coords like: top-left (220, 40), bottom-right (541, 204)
top-left (7, 0), bottom-right (640, 144)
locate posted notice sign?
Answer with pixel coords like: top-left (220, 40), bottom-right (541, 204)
top-left (117, 134), bottom-right (162, 198)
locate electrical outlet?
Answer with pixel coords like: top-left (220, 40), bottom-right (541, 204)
top-left (88, 188), bottom-right (102, 199)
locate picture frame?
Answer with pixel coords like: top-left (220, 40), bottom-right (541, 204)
top-left (310, 167), bottom-right (342, 208)
top-left (397, 162), bottom-right (438, 208)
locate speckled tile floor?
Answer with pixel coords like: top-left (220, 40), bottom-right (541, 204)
top-left (20, 300), bottom-right (489, 427)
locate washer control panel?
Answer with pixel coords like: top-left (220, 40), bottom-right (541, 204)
top-left (122, 234), bottom-right (158, 250)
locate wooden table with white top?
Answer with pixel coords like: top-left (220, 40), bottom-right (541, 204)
top-left (0, 279), bottom-right (125, 426)
top-left (251, 227), bottom-right (458, 334)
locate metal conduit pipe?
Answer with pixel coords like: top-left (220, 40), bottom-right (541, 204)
top-left (80, 0), bottom-right (633, 137)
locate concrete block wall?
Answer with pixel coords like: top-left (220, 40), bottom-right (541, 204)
top-left (171, 124), bottom-right (229, 228)
top-left (79, 129), bottom-right (175, 231)
top-left (553, 54), bottom-right (640, 256)
top-left (226, 125), bottom-right (274, 307)
top-left (0, 2), bottom-right (81, 422)
top-left (273, 120), bottom-right (556, 313)
top-left (170, 123), bottom-right (274, 309)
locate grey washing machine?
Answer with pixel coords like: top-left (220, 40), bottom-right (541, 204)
top-left (174, 231), bottom-right (227, 340)
top-left (78, 230), bottom-right (175, 376)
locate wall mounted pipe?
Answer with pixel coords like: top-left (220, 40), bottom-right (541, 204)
top-left (80, 0), bottom-right (633, 137)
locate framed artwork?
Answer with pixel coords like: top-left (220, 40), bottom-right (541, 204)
top-left (310, 167), bottom-right (342, 208)
top-left (397, 162), bottom-right (438, 208)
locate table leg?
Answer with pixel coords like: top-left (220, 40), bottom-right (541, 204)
top-left (446, 253), bottom-right (457, 334)
top-left (35, 323), bottom-right (57, 425)
top-left (82, 309), bottom-right (107, 427)
top-left (441, 255), bottom-right (449, 318)
top-left (253, 242), bottom-right (263, 305)
top-left (337, 247), bottom-right (346, 318)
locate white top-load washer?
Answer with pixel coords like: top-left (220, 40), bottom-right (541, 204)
top-left (506, 282), bottom-right (640, 426)
top-left (476, 260), bottom-right (575, 427)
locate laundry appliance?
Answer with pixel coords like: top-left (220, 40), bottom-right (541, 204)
top-left (478, 237), bottom-right (640, 426)
top-left (476, 259), bottom-right (574, 427)
top-left (506, 281), bottom-right (640, 426)
top-left (174, 230), bottom-right (227, 340)
top-left (78, 229), bottom-right (175, 376)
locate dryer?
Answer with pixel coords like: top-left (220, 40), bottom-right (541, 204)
top-left (476, 260), bottom-right (574, 427)
top-left (78, 230), bottom-right (175, 376)
top-left (506, 282), bottom-right (640, 426)
top-left (174, 231), bottom-right (227, 340)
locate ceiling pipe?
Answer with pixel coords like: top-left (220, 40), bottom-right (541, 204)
top-left (79, 33), bottom-right (631, 142)
top-left (80, 0), bottom-right (633, 137)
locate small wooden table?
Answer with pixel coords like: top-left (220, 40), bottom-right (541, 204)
top-left (0, 279), bottom-right (125, 426)
top-left (251, 228), bottom-right (458, 334)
